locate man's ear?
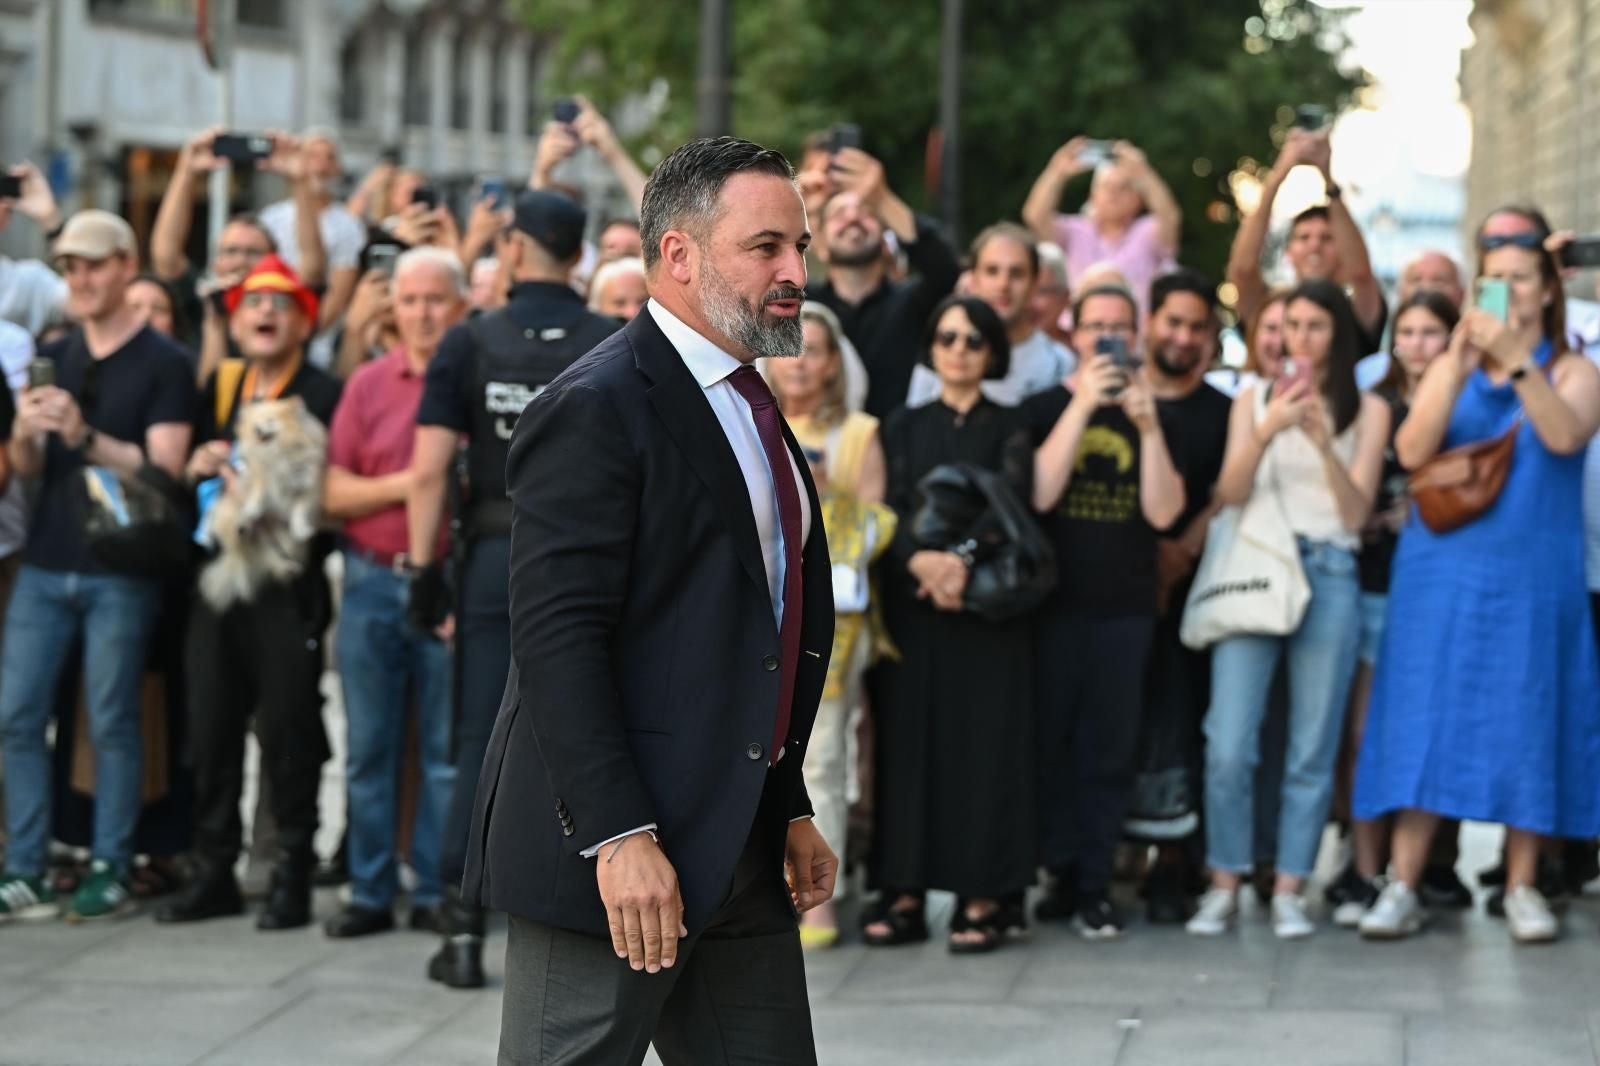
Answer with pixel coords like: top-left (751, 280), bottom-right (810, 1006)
top-left (661, 230), bottom-right (695, 286)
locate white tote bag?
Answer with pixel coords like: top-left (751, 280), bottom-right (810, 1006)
top-left (1179, 392), bottom-right (1311, 650)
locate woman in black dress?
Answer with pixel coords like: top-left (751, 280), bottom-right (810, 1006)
top-left (866, 295), bottom-right (1038, 954)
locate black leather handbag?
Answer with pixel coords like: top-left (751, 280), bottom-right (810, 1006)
top-left (79, 463), bottom-right (195, 580)
top-left (910, 462), bottom-right (1057, 622)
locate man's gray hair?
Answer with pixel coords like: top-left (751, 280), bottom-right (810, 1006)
top-left (395, 245), bottom-right (468, 296)
top-left (639, 137), bottom-right (794, 273)
top-left (588, 256), bottom-right (646, 311)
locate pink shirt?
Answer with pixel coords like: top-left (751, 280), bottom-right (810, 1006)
top-left (1052, 212), bottom-right (1174, 318)
top-left (327, 348), bottom-right (437, 561)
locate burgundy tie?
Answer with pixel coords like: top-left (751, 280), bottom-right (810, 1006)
top-left (727, 365), bottom-right (803, 763)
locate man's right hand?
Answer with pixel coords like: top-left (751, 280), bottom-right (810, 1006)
top-left (530, 121), bottom-right (580, 188)
top-left (406, 561), bottom-right (453, 633)
top-left (1048, 136), bottom-right (1093, 181)
top-left (183, 128), bottom-right (227, 178)
top-left (186, 440), bottom-right (233, 484)
top-left (596, 832), bottom-right (685, 974)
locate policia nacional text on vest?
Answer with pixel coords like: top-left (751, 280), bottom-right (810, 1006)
top-left (459, 306), bottom-right (622, 535)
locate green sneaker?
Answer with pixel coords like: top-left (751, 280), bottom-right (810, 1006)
top-left (65, 861), bottom-right (136, 923)
top-left (0, 872), bottom-right (60, 923)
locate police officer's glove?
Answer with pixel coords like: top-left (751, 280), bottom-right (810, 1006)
top-left (406, 561), bottom-right (453, 633)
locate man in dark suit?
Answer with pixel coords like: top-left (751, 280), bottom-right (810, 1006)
top-left (464, 137), bottom-right (838, 1064)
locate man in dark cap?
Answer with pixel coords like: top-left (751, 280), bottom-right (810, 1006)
top-left (405, 188), bottom-right (622, 988)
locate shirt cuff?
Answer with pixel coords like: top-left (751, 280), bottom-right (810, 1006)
top-left (580, 824), bottom-right (659, 859)
top-left (789, 815), bottom-right (812, 823)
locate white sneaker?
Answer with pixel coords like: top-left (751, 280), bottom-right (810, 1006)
top-left (1185, 888), bottom-right (1237, 936)
top-left (1271, 893), bottom-right (1315, 939)
top-left (1504, 885), bottom-right (1558, 943)
top-left (1358, 881), bottom-right (1425, 940)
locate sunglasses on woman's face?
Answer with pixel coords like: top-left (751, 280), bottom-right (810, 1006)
top-left (1478, 231), bottom-right (1544, 252)
top-left (935, 329), bottom-right (986, 352)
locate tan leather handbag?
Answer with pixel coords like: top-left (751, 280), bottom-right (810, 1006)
top-left (1408, 424), bottom-right (1518, 533)
top-left (1409, 355), bottom-right (1561, 534)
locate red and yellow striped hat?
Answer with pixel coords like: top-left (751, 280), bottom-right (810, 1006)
top-left (224, 253), bottom-right (319, 323)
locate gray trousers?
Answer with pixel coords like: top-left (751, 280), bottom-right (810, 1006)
top-left (498, 830), bottom-right (816, 1066)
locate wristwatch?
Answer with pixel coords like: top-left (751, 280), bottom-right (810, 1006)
top-left (1325, 182), bottom-right (1343, 200)
top-left (79, 426), bottom-right (97, 454)
top-left (1510, 361), bottom-right (1533, 382)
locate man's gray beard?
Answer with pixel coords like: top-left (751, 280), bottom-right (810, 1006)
top-left (701, 260), bottom-right (803, 359)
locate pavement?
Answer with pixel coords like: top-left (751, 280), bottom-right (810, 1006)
top-left (3, 674), bottom-right (1600, 1065)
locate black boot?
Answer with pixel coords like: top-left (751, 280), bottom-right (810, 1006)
top-left (256, 851), bottom-right (313, 931)
top-left (427, 887), bottom-right (486, 989)
top-left (155, 859), bottom-right (244, 924)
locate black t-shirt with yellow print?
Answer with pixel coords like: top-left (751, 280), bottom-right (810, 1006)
top-left (1025, 385), bottom-right (1181, 616)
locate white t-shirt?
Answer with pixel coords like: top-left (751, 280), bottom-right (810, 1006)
top-left (905, 330), bottom-right (1075, 408)
top-left (0, 257), bottom-right (67, 335)
top-left (257, 198), bottom-right (367, 272)
top-left (257, 199), bottom-right (367, 369)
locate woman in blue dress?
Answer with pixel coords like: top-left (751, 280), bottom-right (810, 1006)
top-left (1354, 223), bottom-right (1600, 943)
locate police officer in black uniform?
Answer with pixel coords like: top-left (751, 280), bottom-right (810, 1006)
top-left (406, 190), bottom-right (621, 988)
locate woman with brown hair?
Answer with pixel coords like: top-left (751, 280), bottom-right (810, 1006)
top-left (1325, 289), bottom-right (1459, 926)
top-left (1354, 219), bottom-right (1600, 943)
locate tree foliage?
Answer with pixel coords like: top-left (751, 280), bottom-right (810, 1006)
top-left (519, 0), bottom-right (1363, 280)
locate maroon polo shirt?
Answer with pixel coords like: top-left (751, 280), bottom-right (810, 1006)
top-left (327, 347), bottom-right (442, 562)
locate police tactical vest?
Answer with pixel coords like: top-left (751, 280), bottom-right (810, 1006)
top-left (464, 307), bottom-right (620, 506)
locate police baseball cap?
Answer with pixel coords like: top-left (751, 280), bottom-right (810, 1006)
top-left (512, 189), bottom-right (587, 262)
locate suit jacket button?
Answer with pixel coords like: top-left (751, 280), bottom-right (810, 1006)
top-left (562, 825), bottom-right (574, 837)
top-left (762, 655), bottom-right (779, 672)
top-left (747, 743), bottom-right (764, 761)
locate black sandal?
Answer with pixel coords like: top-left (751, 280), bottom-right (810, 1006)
top-left (861, 897), bottom-right (929, 947)
top-left (948, 900), bottom-right (1003, 955)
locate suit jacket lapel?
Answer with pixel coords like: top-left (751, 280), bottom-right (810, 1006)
top-left (631, 313), bottom-right (770, 599)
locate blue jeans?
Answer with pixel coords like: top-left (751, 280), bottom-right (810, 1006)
top-left (0, 566), bottom-right (159, 876)
top-left (1203, 540), bottom-right (1361, 880)
top-left (337, 553), bottom-right (456, 909)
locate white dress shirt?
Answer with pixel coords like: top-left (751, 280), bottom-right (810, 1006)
top-left (647, 299), bottom-right (812, 623)
top-left (581, 300), bottom-right (813, 857)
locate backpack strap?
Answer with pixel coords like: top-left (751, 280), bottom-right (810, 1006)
top-left (213, 357), bottom-right (247, 433)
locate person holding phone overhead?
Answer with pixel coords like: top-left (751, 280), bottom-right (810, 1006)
top-left (1022, 137), bottom-right (1181, 317)
top-left (1226, 116), bottom-right (1388, 354)
top-left (1352, 214), bottom-right (1600, 944)
top-left (1186, 279), bottom-right (1389, 941)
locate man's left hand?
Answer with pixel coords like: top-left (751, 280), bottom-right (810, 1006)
top-left (784, 818), bottom-right (838, 914)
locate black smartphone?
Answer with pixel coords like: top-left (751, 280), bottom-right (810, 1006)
top-left (552, 97), bottom-right (581, 125)
top-left (1294, 104), bottom-right (1329, 131)
top-left (1095, 335), bottom-right (1132, 398)
top-left (367, 244), bottom-right (401, 278)
top-left (827, 123), bottom-right (862, 154)
top-left (27, 358), bottom-right (54, 390)
top-left (0, 173), bottom-right (21, 199)
top-left (1560, 237), bottom-right (1600, 269)
top-left (411, 185), bottom-right (439, 210)
top-left (212, 133), bottom-right (274, 165)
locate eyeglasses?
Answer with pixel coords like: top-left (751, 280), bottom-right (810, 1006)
top-left (1478, 232), bottom-right (1544, 252)
top-left (240, 291), bottom-right (297, 312)
top-left (934, 329), bottom-right (986, 352)
top-left (1077, 321), bottom-right (1135, 335)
